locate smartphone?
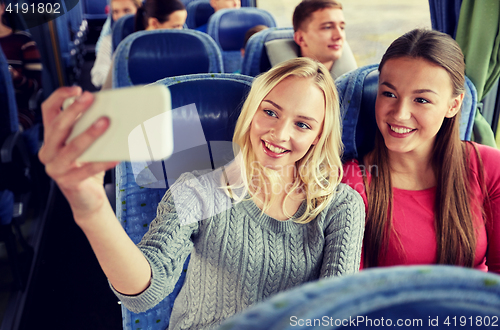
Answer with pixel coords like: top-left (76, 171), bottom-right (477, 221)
top-left (65, 85), bottom-right (174, 162)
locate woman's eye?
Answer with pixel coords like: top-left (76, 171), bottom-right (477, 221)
top-left (296, 122), bottom-right (311, 130)
top-left (382, 91), bottom-right (395, 98)
top-left (415, 97), bottom-right (430, 104)
top-left (264, 109), bottom-right (277, 117)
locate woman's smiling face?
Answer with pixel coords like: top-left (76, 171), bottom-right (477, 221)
top-left (375, 56), bottom-right (463, 158)
top-left (249, 76), bottom-right (325, 174)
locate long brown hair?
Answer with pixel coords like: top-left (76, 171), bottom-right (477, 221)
top-left (364, 29), bottom-right (478, 268)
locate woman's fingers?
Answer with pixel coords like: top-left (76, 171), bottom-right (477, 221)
top-left (43, 116), bottom-right (111, 178)
top-left (41, 86), bottom-right (82, 128)
top-left (56, 161), bottom-right (119, 191)
top-left (39, 91), bottom-right (96, 165)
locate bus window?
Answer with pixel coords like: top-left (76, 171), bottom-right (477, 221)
top-left (259, 0), bottom-right (431, 66)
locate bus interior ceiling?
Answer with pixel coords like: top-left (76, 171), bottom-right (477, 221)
top-left (0, 0), bottom-right (498, 329)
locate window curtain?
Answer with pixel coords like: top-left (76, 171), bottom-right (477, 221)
top-left (430, 0), bottom-right (499, 147)
top-left (455, 0), bottom-right (499, 147)
top-left (429, 0), bottom-right (462, 38)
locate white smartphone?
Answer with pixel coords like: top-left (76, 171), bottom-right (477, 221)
top-left (65, 85), bottom-right (174, 162)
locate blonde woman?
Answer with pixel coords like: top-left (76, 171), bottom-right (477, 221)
top-left (39, 58), bottom-right (364, 329)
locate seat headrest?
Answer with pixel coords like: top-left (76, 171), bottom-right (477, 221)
top-left (186, 0), bottom-right (214, 29)
top-left (113, 30), bottom-right (223, 87)
top-left (156, 74), bottom-right (253, 142)
top-left (208, 8), bottom-right (277, 51)
top-left (112, 14), bottom-right (136, 51)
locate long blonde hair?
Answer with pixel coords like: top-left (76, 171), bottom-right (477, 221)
top-left (226, 57), bottom-right (343, 223)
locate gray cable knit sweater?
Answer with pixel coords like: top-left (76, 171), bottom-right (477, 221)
top-left (113, 168), bottom-right (365, 330)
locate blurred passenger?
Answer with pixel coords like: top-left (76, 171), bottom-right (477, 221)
top-left (240, 24), bottom-right (268, 57)
top-left (92, 0), bottom-right (186, 89)
top-left (265, 0), bottom-right (356, 79)
top-left (196, 0), bottom-right (241, 33)
top-left (134, 0), bottom-right (187, 31)
top-left (342, 29), bottom-right (500, 274)
top-left (0, 0), bottom-right (42, 130)
top-left (91, 0), bottom-right (142, 88)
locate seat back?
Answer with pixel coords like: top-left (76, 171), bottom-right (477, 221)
top-left (241, 27), bottom-right (357, 78)
top-left (116, 73), bottom-right (253, 330)
top-left (112, 14), bottom-right (136, 52)
top-left (335, 64), bottom-right (477, 161)
top-left (217, 265), bottom-right (500, 329)
top-left (112, 29), bottom-right (224, 88)
top-left (207, 7), bottom-right (276, 73)
top-left (81, 0), bottom-right (108, 20)
top-left (241, 27), bottom-right (293, 77)
top-left (0, 47), bottom-right (18, 140)
top-left (185, 0), bottom-right (213, 29)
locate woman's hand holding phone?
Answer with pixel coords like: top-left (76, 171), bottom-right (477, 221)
top-left (38, 86), bottom-right (119, 222)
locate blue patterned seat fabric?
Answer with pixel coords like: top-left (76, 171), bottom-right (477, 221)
top-left (218, 265), bottom-right (500, 330)
top-left (185, 0), bottom-right (214, 29)
top-left (112, 14), bottom-right (136, 52)
top-left (112, 29), bottom-right (224, 88)
top-left (241, 27), bottom-right (294, 77)
top-left (207, 7), bottom-right (276, 73)
top-left (117, 73), bottom-right (253, 330)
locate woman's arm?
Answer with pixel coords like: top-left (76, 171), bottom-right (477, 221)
top-left (39, 87), bottom-right (151, 294)
top-left (320, 184), bottom-right (365, 277)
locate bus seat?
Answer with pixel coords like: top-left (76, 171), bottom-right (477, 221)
top-left (207, 8), bottom-right (277, 73)
top-left (241, 27), bottom-right (357, 78)
top-left (186, 0), bottom-right (213, 30)
top-left (217, 265), bottom-right (500, 329)
top-left (0, 48), bottom-right (34, 290)
top-left (112, 29), bottom-right (224, 88)
top-left (116, 73), bottom-right (253, 330)
top-left (81, 0), bottom-right (108, 21)
top-left (112, 14), bottom-right (136, 52)
top-left (335, 64), bottom-right (477, 161)
top-left (241, 0), bottom-right (256, 6)
top-left (241, 27), bottom-right (294, 76)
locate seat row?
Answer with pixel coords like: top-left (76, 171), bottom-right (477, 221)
top-left (114, 69), bottom-right (477, 329)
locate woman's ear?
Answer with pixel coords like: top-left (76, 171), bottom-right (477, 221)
top-left (445, 92), bottom-right (464, 118)
top-left (147, 17), bottom-right (160, 30)
top-left (312, 134), bottom-right (321, 146)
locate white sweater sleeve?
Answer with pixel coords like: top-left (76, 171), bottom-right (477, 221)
top-left (91, 34), bottom-right (113, 88)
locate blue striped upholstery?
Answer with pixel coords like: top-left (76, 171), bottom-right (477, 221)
top-left (207, 7), bottom-right (276, 73)
top-left (112, 29), bottom-right (224, 88)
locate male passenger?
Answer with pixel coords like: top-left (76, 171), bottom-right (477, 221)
top-left (265, 0), bottom-right (356, 78)
top-left (196, 0), bottom-right (241, 33)
top-left (293, 0), bottom-right (345, 71)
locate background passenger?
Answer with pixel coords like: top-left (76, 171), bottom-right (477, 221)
top-left (91, 0), bottom-right (142, 88)
top-left (0, 0), bottom-right (42, 130)
top-left (134, 0), bottom-right (187, 31)
top-left (196, 0), bottom-right (241, 33)
top-left (38, 58), bottom-right (364, 329)
top-left (240, 24), bottom-right (268, 57)
top-left (98, 0), bottom-right (187, 90)
top-left (342, 29), bottom-right (500, 273)
top-left (293, 0), bottom-right (345, 72)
